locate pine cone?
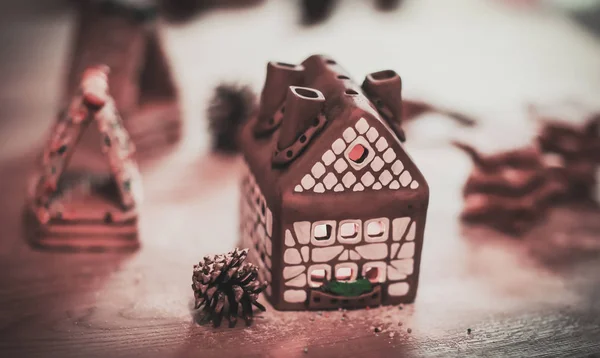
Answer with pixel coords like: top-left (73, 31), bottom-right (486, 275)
top-left (207, 83), bottom-right (256, 154)
top-left (192, 248), bottom-right (267, 327)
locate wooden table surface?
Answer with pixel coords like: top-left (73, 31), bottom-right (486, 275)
top-left (1, 1), bottom-right (600, 357)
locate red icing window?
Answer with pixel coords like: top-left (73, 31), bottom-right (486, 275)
top-left (348, 144), bottom-right (369, 164)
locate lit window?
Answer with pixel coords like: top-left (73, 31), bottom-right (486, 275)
top-left (367, 221), bottom-right (384, 237)
top-left (310, 269), bottom-right (327, 287)
top-left (365, 218), bottom-right (389, 243)
top-left (364, 218), bottom-right (390, 242)
top-left (340, 222), bottom-right (358, 238)
top-left (335, 267), bottom-right (353, 281)
top-left (338, 220), bottom-right (361, 244)
top-left (364, 267), bottom-right (380, 282)
top-left (362, 263), bottom-right (386, 283)
top-left (312, 221), bottom-right (336, 246)
top-left (348, 143), bottom-right (369, 164)
top-left (314, 224), bottom-right (332, 241)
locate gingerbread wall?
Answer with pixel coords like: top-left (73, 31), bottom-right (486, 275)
top-left (239, 164), bottom-right (274, 298)
top-left (278, 214), bottom-right (421, 308)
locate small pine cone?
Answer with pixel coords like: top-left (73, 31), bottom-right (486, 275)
top-left (192, 248), bottom-right (267, 327)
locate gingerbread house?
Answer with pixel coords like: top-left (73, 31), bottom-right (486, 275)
top-left (238, 55), bottom-right (429, 310)
top-left (26, 66), bottom-right (142, 251)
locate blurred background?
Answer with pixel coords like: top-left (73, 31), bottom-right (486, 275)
top-left (2, 0), bottom-right (600, 159)
top-left (1, 0), bottom-right (600, 356)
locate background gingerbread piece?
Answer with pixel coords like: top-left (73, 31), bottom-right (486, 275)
top-left (453, 141), bottom-right (569, 235)
top-left (65, 0), bottom-right (181, 159)
top-left (536, 115), bottom-right (600, 204)
top-left (25, 66), bottom-right (142, 252)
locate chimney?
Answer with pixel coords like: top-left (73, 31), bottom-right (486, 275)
top-left (254, 62), bottom-right (304, 136)
top-left (362, 70), bottom-right (405, 141)
top-left (277, 86), bottom-right (325, 150)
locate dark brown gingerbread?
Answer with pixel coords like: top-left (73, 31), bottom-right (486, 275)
top-left (238, 55), bottom-right (429, 311)
top-left (536, 116), bottom-right (600, 204)
top-left (65, 0), bottom-right (181, 159)
top-left (453, 142), bottom-right (568, 234)
top-left (300, 0), bottom-right (402, 25)
top-left (26, 66), bottom-right (142, 252)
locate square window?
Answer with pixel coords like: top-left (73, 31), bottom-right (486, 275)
top-left (310, 270), bottom-right (326, 287)
top-left (337, 220), bottom-right (362, 244)
top-left (334, 263), bottom-right (358, 282)
top-left (364, 267), bottom-right (379, 282)
top-left (348, 144), bottom-right (369, 164)
top-left (367, 221), bottom-right (384, 237)
top-left (335, 267), bottom-right (353, 281)
top-left (311, 269), bottom-right (326, 280)
top-left (308, 264), bottom-right (331, 287)
top-left (344, 137), bottom-right (375, 170)
top-left (362, 262), bottom-right (386, 283)
top-left (340, 223), bottom-right (358, 238)
top-left (311, 221), bottom-right (337, 246)
top-left (364, 218), bottom-right (390, 243)
top-left (314, 224), bottom-right (332, 240)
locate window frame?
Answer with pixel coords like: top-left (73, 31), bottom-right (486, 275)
top-left (311, 220), bottom-right (337, 246)
top-left (361, 261), bottom-right (387, 283)
top-left (334, 263), bottom-right (358, 282)
top-left (364, 218), bottom-right (390, 243)
top-left (337, 219), bottom-right (362, 244)
top-left (308, 264), bottom-right (331, 287)
top-left (344, 136), bottom-right (376, 170)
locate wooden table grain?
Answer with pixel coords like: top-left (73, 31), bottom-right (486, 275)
top-left (1, 1), bottom-right (600, 357)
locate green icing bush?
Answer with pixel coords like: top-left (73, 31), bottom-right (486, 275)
top-left (322, 278), bottom-right (373, 297)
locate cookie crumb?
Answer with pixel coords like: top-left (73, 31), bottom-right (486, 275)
top-left (303, 347), bottom-right (308, 353)
top-left (388, 332), bottom-right (395, 338)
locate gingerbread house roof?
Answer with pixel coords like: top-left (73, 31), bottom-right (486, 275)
top-left (239, 55), bottom-right (428, 212)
